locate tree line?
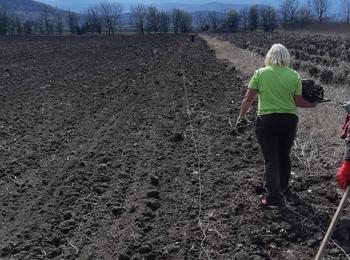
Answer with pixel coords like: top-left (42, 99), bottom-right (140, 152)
top-left (196, 0), bottom-right (336, 32)
top-left (0, 2), bottom-right (192, 36)
top-left (0, 0), bottom-right (347, 35)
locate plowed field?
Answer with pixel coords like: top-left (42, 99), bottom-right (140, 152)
top-left (0, 35), bottom-right (347, 260)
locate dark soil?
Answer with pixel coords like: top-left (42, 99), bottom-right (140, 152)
top-left (0, 35), bottom-right (346, 259)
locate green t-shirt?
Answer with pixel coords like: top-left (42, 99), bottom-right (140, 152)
top-left (248, 65), bottom-right (302, 116)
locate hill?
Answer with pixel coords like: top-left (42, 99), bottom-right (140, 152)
top-left (37, 0), bottom-right (257, 12)
top-left (153, 2), bottom-right (250, 12)
top-left (37, 0), bottom-right (341, 15)
top-left (0, 0), bottom-right (67, 19)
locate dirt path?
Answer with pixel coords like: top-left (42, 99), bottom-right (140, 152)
top-left (199, 33), bottom-right (264, 78)
top-left (199, 33), bottom-right (313, 80)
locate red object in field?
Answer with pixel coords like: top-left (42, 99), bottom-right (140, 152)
top-left (336, 160), bottom-right (350, 189)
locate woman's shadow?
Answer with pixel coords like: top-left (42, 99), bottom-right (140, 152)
top-left (264, 191), bottom-right (350, 253)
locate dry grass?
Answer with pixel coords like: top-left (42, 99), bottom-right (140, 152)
top-left (294, 86), bottom-right (348, 172)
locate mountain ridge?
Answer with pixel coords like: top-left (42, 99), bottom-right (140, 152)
top-left (36, 0), bottom-right (341, 14)
top-left (36, 0), bottom-right (275, 12)
top-left (0, 0), bottom-right (68, 18)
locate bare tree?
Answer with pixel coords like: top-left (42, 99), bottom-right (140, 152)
top-left (68, 11), bottom-right (79, 34)
top-left (0, 5), bottom-right (9, 35)
top-left (41, 7), bottom-right (54, 35)
top-left (85, 6), bottom-right (102, 34)
top-left (224, 9), bottom-right (240, 32)
top-left (208, 11), bottom-right (219, 30)
top-left (280, 0), bottom-right (299, 28)
top-left (54, 11), bottom-right (64, 34)
top-left (217, 8), bottom-right (227, 28)
top-left (6, 15), bottom-right (16, 35)
top-left (33, 20), bottom-right (41, 34)
top-left (146, 6), bottom-right (160, 33)
top-left (180, 11), bottom-right (192, 33)
top-left (296, 0), bottom-right (313, 26)
top-left (14, 15), bottom-right (22, 35)
top-left (248, 5), bottom-right (259, 32)
top-left (260, 5), bottom-right (277, 32)
top-left (342, 0), bottom-right (350, 23)
top-left (172, 9), bottom-right (192, 33)
top-left (313, 0), bottom-right (330, 22)
top-left (24, 20), bottom-right (34, 35)
top-left (172, 9), bottom-right (181, 34)
top-left (7, 16), bottom-right (14, 35)
top-left (131, 4), bottom-right (147, 34)
top-left (194, 12), bottom-right (209, 31)
top-left (159, 10), bottom-right (171, 33)
top-left (99, 2), bottom-right (122, 35)
top-left (240, 7), bottom-right (249, 31)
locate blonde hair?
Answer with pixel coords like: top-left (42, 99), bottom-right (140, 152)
top-left (265, 43), bottom-right (290, 67)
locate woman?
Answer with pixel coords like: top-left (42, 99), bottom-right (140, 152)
top-left (237, 44), bottom-right (316, 209)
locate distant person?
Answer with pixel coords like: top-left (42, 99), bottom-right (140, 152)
top-left (236, 43), bottom-right (316, 209)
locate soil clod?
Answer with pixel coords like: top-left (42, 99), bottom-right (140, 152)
top-left (146, 190), bottom-right (160, 199)
top-left (112, 207), bottom-right (126, 217)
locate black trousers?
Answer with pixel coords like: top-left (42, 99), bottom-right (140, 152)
top-left (255, 113), bottom-right (298, 200)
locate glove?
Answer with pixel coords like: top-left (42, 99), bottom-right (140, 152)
top-left (336, 160), bottom-right (350, 189)
top-left (302, 79), bottom-right (324, 103)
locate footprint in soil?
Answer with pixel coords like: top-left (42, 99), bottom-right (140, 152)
top-left (146, 199), bottom-right (161, 211)
top-left (169, 133), bottom-right (183, 142)
top-left (146, 190), bottom-right (160, 199)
